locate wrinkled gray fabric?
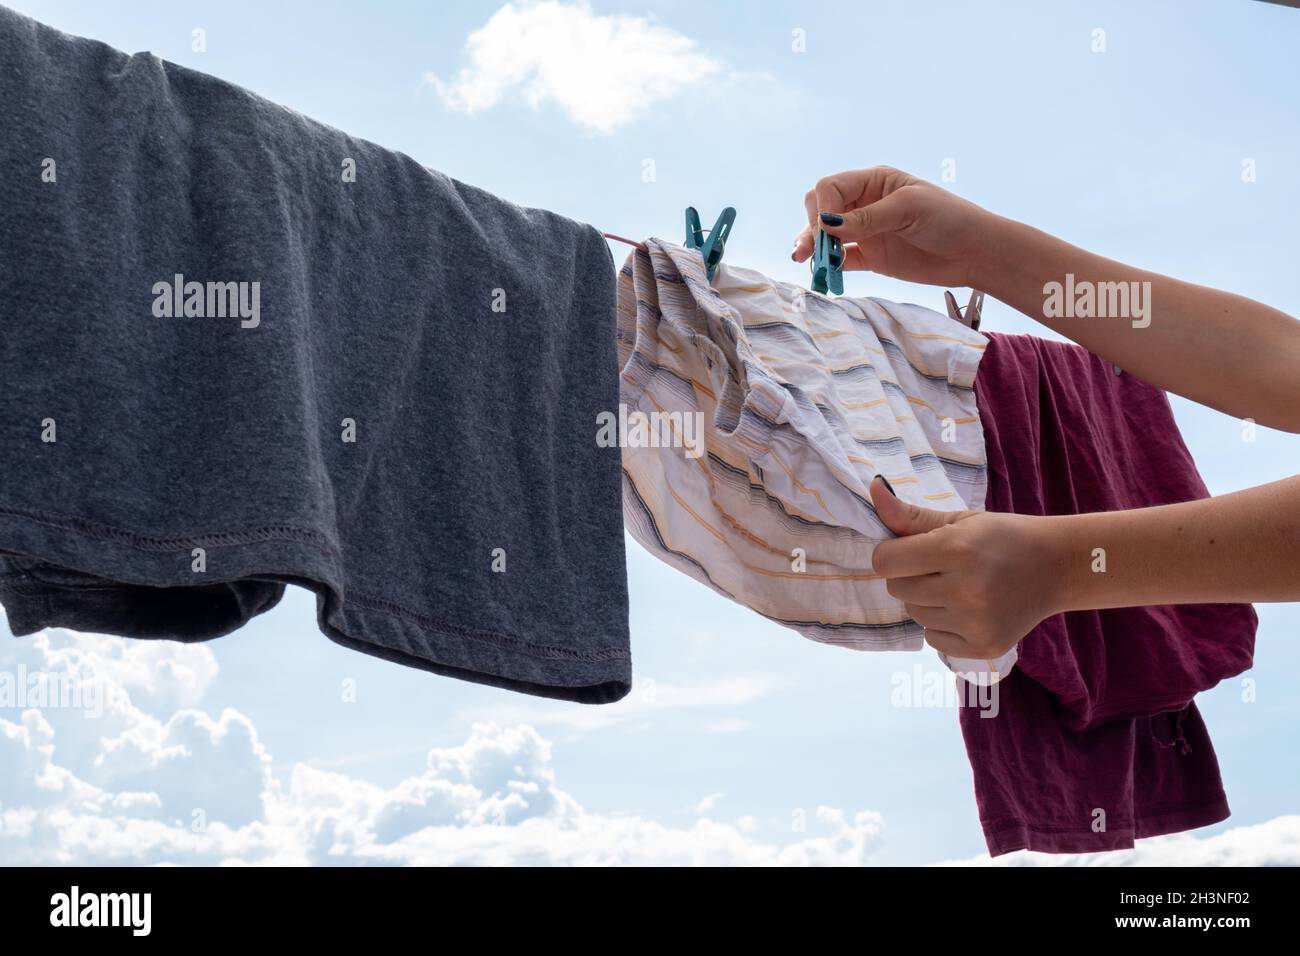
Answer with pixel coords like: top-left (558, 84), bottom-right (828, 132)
top-left (0, 5), bottom-right (630, 703)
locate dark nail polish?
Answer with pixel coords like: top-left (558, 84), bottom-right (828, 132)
top-left (820, 212), bottom-right (844, 226)
top-left (874, 474), bottom-right (896, 495)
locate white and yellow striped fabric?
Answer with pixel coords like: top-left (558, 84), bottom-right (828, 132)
top-left (616, 239), bottom-right (1017, 683)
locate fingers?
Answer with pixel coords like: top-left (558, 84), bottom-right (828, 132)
top-left (904, 603), bottom-right (961, 633)
top-left (921, 628), bottom-right (974, 658)
top-left (884, 572), bottom-right (947, 606)
top-left (818, 189), bottom-right (918, 246)
top-left (791, 223), bottom-right (815, 263)
top-left (840, 242), bottom-right (879, 272)
top-left (870, 475), bottom-right (969, 537)
top-left (870, 477), bottom-right (975, 578)
top-left (922, 624), bottom-right (1011, 664)
top-left (795, 237), bottom-right (880, 272)
top-left (872, 535), bottom-right (950, 578)
top-left (813, 167), bottom-right (902, 221)
top-left (794, 167), bottom-right (911, 260)
top-left (804, 186), bottom-right (821, 233)
top-left (790, 187), bottom-right (820, 261)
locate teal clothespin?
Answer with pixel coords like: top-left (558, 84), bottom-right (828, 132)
top-left (685, 206), bottom-right (736, 282)
top-left (810, 228), bottom-right (844, 295)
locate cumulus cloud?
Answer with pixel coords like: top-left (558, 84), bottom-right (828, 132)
top-left (426, 1), bottom-right (725, 134)
top-left (691, 792), bottom-right (724, 815)
top-left (4, 627), bottom-right (1295, 867)
top-left (0, 630), bottom-right (272, 863)
top-left (0, 628), bottom-right (877, 865)
top-left (937, 816), bottom-right (1300, 867)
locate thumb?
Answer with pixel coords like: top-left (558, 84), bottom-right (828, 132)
top-left (820, 189), bottom-right (916, 243)
top-left (870, 475), bottom-right (969, 536)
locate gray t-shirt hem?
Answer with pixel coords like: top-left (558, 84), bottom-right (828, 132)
top-left (0, 510), bottom-right (631, 704)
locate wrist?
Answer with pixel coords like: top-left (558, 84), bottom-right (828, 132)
top-left (1027, 514), bottom-right (1079, 617)
top-left (968, 213), bottom-right (1026, 295)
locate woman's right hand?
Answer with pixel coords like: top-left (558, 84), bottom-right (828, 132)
top-left (791, 166), bottom-right (1002, 289)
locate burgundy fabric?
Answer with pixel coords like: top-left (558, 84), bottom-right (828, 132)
top-left (963, 333), bottom-right (1256, 856)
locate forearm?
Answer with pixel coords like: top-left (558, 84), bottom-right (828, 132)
top-left (1039, 475), bottom-right (1300, 611)
top-left (973, 217), bottom-right (1300, 433)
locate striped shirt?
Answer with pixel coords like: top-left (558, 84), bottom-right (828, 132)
top-left (616, 238), bottom-right (1017, 682)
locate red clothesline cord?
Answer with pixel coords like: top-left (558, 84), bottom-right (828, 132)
top-left (601, 232), bottom-right (647, 251)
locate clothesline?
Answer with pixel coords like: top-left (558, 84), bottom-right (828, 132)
top-left (601, 232), bottom-right (647, 251)
top-left (603, 229), bottom-right (984, 330)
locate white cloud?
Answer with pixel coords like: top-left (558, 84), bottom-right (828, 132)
top-left (426, 1), bottom-right (725, 134)
top-left (0, 629), bottom-right (875, 865)
top-left (691, 792), bottom-right (724, 815)
top-left (5, 627), bottom-right (1295, 867)
top-left (937, 816), bottom-right (1300, 867)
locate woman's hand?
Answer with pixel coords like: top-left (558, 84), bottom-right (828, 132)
top-left (792, 166), bottom-right (1001, 289)
top-left (868, 476), bottom-right (1063, 661)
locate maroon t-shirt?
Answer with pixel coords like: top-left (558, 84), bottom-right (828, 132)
top-left (963, 333), bottom-right (1256, 856)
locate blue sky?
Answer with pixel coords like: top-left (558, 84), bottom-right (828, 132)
top-left (2, 0), bottom-right (1298, 865)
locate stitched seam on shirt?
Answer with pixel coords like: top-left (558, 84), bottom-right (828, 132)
top-left (0, 506), bottom-right (627, 666)
top-left (0, 569), bottom-right (44, 595)
top-left (1132, 797), bottom-right (1228, 820)
top-left (980, 798), bottom-right (1226, 836)
top-left (981, 819), bottom-right (1135, 836)
top-left (0, 504), bottom-right (338, 554)
top-left (1090, 692), bottom-right (1198, 712)
top-left (346, 588), bottom-right (630, 663)
top-left (4, 570), bottom-right (627, 667)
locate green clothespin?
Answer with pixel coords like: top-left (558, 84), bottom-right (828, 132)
top-left (685, 206), bottom-right (736, 282)
top-left (810, 228), bottom-right (844, 295)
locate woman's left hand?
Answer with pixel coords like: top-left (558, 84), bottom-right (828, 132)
top-left (869, 476), bottom-right (1063, 660)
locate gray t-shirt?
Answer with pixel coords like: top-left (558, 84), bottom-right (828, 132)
top-left (0, 4), bottom-right (630, 703)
